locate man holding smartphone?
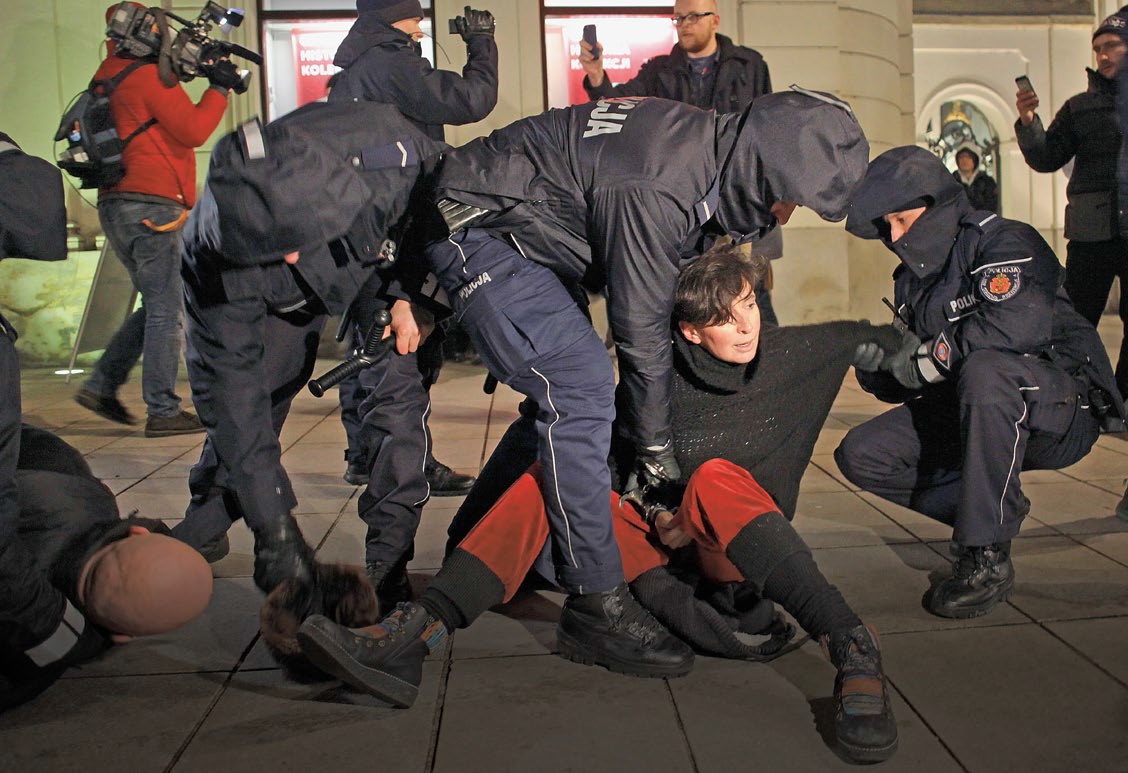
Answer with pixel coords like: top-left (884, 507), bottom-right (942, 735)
top-left (1015, 7), bottom-right (1128, 406)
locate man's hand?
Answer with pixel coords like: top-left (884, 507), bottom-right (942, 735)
top-left (385, 299), bottom-right (435, 355)
top-left (653, 510), bottom-right (693, 550)
top-left (1016, 88), bottom-right (1039, 126)
top-left (579, 39), bottom-right (605, 87)
top-left (454, 7), bottom-right (495, 40)
top-left (881, 330), bottom-right (924, 390)
top-left (636, 440), bottom-right (682, 489)
top-left (852, 341), bottom-right (885, 372)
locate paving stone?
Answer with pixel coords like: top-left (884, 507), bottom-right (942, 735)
top-left (1076, 532), bottom-right (1128, 566)
top-left (672, 648), bottom-right (960, 772)
top-left (173, 663), bottom-right (444, 773)
top-left (810, 542), bottom-right (1028, 632)
top-left (1022, 481), bottom-right (1128, 535)
top-left (881, 625), bottom-right (1128, 771)
top-left (792, 490), bottom-right (915, 548)
top-left (1045, 617), bottom-right (1128, 687)
top-left (0, 674), bottom-right (221, 773)
top-left (1008, 535), bottom-right (1128, 620)
top-left (434, 655), bottom-right (693, 773)
top-left (450, 590), bottom-right (563, 660)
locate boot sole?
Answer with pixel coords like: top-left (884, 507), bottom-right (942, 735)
top-left (840, 735), bottom-right (899, 764)
top-left (296, 624), bottom-right (419, 708)
top-left (556, 627), bottom-right (693, 678)
top-left (144, 426), bottom-right (206, 438)
top-left (928, 578), bottom-right (1014, 619)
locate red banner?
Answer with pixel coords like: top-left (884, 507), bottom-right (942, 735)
top-left (545, 15), bottom-right (677, 108)
top-left (290, 22), bottom-right (353, 108)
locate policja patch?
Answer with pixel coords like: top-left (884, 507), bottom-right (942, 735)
top-left (978, 264), bottom-right (1023, 302)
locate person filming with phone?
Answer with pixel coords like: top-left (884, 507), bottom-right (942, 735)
top-left (1014, 6), bottom-right (1128, 405)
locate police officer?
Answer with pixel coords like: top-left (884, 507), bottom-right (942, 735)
top-left (835, 145), bottom-right (1125, 619)
top-left (170, 102), bottom-right (442, 595)
top-left (327, 0), bottom-right (497, 605)
top-left (423, 88), bottom-right (869, 673)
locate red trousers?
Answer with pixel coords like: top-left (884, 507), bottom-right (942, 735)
top-left (458, 458), bottom-right (781, 602)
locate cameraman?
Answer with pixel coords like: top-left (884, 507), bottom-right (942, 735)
top-left (327, 0), bottom-right (498, 605)
top-left (74, 2), bottom-right (230, 438)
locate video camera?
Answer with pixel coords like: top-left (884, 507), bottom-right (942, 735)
top-left (105, 1), bottom-right (262, 94)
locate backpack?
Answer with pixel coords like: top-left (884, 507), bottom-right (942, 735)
top-left (54, 59), bottom-right (156, 189)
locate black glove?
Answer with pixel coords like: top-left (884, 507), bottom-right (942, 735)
top-left (851, 341), bottom-right (884, 372)
top-left (252, 515), bottom-right (317, 595)
top-left (204, 59), bottom-right (247, 94)
top-left (881, 330), bottom-right (924, 390)
top-left (453, 6), bottom-right (495, 40)
top-left (636, 440), bottom-right (682, 488)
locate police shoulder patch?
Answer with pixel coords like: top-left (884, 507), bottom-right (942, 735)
top-left (978, 264), bottom-right (1022, 302)
top-left (932, 330), bottom-right (953, 370)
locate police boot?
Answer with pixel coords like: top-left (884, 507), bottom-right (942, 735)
top-left (929, 542), bottom-right (1014, 619)
top-left (556, 582), bottom-right (694, 678)
top-left (820, 624), bottom-right (898, 764)
top-left (366, 557), bottom-right (412, 611)
top-left (252, 515), bottom-right (317, 595)
top-left (425, 453), bottom-right (476, 497)
top-left (297, 602), bottom-right (446, 708)
top-left (1117, 483), bottom-right (1128, 523)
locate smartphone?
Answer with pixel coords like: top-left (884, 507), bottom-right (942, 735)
top-left (1015, 75), bottom-right (1036, 97)
top-left (583, 24), bottom-right (601, 60)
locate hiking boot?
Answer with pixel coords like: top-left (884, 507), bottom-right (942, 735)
top-left (1117, 484), bottom-right (1128, 523)
top-left (929, 543), bottom-right (1014, 619)
top-left (343, 459), bottom-right (369, 486)
top-left (75, 388), bottom-right (137, 425)
top-left (366, 559), bottom-right (413, 611)
top-left (144, 410), bottom-right (205, 438)
top-left (425, 455), bottom-right (475, 497)
top-left (297, 602), bottom-right (436, 707)
top-left (556, 582), bottom-right (694, 678)
top-left (820, 624), bottom-right (898, 764)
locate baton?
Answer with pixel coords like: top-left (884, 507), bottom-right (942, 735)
top-left (308, 309), bottom-right (393, 397)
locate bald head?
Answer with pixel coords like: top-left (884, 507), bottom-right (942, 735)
top-left (79, 529), bottom-right (213, 637)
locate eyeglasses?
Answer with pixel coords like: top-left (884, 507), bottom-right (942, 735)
top-left (671, 11), bottom-right (715, 26)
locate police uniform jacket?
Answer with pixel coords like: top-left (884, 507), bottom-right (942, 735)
top-left (329, 14), bottom-right (497, 142)
top-left (1016, 69), bottom-right (1121, 242)
top-left (583, 33), bottom-right (770, 115)
top-left (432, 90), bottom-right (868, 451)
top-left (847, 145), bottom-right (1124, 420)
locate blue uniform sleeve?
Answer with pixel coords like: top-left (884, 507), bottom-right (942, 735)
top-left (588, 183), bottom-right (687, 450)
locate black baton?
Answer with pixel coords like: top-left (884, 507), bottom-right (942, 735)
top-left (308, 309), bottom-right (393, 397)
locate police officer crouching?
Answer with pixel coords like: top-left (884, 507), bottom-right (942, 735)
top-left (172, 101), bottom-right (442, 596)
top-left (836, 146), bottom-right (1126, 619)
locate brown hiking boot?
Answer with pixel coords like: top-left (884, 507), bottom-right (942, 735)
top-left (820, 624), bottom-right (898, 764)
top-left (144, 410), bottom-right (205, 438)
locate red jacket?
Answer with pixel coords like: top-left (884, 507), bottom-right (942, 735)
top-left (94, 53), bottom-right (227, 208)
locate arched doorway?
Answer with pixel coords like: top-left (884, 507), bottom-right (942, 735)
top-left (924, 98), bottom-right (1001, 212)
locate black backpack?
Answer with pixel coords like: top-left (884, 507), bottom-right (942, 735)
top-left (54, 59), bottom-right (156, 189)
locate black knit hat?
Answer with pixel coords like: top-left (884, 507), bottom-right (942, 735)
top-left (357, 0), bottom-right (423, 24)
top-left (1094, 5), bottom-right (1128, 40)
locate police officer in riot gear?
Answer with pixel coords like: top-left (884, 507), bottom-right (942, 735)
top-left (836, 145), bottom-right (1125, 619)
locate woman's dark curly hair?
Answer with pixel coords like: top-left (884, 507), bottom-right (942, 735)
top-left (674, 241), bottom-right (769, 327)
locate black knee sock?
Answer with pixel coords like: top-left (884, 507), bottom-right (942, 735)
top-left (418, 548), bottom-right (506, 632)
top-left (725, 511), bottom-right (861, 637)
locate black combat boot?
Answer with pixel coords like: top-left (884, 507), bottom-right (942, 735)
top-left (556, 582), bottom-right (694, 678)
top-left (929, 542), bottom-right (1014, 619)
top-left (1117, 483), bottom-right (1128, 523)
top-left (366, 557), bottom-right (413, 611)
top-left (252, 515), bottom-right (317, 595)
top-left (297, 602), bottom-right (445, 708)
top-left (820, 624), bottom-right (899, 764)
top-left (425, 453), bottom-right (476, 497)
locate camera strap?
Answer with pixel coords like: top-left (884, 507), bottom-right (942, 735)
top-left (238, 118), bottom-right (267, 161)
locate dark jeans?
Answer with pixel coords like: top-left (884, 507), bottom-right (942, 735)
top-left (85, 198), bottom-right (187, 418)
top-left (1065, 237), bottom-right (1128, 398)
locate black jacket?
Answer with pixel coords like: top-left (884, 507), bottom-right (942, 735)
top-left (583, 34), bottom-right (770, 115)
top-left (1, 427), bottom-right (167, 712)
top-left (1016, 69), bottom-right (1121, 242)
top-left (432, 89), bottom-right (869, 450)
top-left (329, 14), bottom-right (497, 142)
top-left (952, 169), bottom-right (998, 213)
top-left (847, 145), bottom-right (1124, 422)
